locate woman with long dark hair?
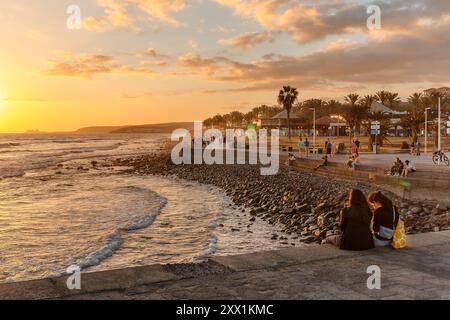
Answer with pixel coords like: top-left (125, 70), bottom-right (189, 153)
top-left (324, 189), bottom-right (374, 250)
top-left (368, 191), bottom-right (399, 247)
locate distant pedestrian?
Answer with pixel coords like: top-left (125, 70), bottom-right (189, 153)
top-left (355, 138), bottom-right (361, 151)
top-left (326, 141), bottom-right (333, 155)
top-left (304, 138), bottom-right (310, 157)
top-left (350, 139), bottom-right (358, 155)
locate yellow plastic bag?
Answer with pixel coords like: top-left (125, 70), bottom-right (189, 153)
top-left (392, 218), bottom-right (407, 249)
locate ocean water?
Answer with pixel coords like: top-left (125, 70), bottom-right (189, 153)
top-left (0, 133), bottom-right (305, 284)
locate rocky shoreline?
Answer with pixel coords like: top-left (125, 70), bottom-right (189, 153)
top-left (110, 153), bottom-right (450, 245)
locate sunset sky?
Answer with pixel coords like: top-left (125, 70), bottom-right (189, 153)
top-left (0, 0), bottom-right (449, 132)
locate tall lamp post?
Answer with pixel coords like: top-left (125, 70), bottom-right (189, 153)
top-left (309, 107), bottom-right (316, 155)
top-left (438, 97), bottom-right (441, 152)
top-left (425, 107), bottom-right (431, 153)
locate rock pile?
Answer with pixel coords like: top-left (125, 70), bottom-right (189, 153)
top-left (113, 153), bottom-right (450, 244)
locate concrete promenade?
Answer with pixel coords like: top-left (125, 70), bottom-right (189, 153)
top-left (1, 231), bottom-right (450, 300)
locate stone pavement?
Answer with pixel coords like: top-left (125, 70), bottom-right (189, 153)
top-left (1, 231), bottom-right (450, 300)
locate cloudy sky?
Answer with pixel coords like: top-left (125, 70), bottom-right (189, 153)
top-left (0, 0), bottom-right (449, 132)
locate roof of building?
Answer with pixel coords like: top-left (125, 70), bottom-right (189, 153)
top-left (314, 115), bottom-right (347, 126)
top-left (370, 101), bottom-right (407, 115)
top-left (271, 110), bottom-right (302, 119)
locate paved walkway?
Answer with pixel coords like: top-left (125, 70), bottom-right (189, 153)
top-left (287, 151), bottom-right (450, 173)
top-left (1, 231), bottom-right (450, 300)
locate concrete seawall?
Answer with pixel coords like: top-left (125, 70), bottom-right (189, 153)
top-left (1, 230), bottom-right (450, 300)
top-left (282, 156), bottom-right (450, 203)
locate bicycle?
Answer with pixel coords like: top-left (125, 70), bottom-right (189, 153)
top-left (432, 150), bottom-right (450, 166)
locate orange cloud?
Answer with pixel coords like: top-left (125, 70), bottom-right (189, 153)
top-left (83, 0), bottom-right (187, 32)
top-left (44, 53), bottom-right (155, 78)
top-left (218, 31), bottom-right (275, 49)
top-left (216, 0), bottom-right (450, 45)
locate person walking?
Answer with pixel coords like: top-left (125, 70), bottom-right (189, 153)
top-left (304, 138), bottom-right (310, 157)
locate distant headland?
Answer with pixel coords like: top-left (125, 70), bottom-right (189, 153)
top-left (74, 122), bottom-right (194, 134)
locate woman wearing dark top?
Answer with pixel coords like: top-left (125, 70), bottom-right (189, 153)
top-left (368, 191), bottom-right (399, 247)
top-left (324, 189), bottom-right (374, 251)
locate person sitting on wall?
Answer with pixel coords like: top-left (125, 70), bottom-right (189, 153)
top-left (390, 158), bottom-right (404, 176)
top-left (402, 160), bottom-right (416, 177)
top-left (347, 153), bottom-right (354, 169)
top-left (351, 154), bottom-right (361, 170)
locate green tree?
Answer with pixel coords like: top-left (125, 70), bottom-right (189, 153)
top-left (211, 114), bottom-right (226, 128)
top-left (228, 111), bottom-right (244, 128)
top-left (203, 117), bottom-right (213, 128)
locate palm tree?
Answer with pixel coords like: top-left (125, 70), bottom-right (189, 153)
top-left (386, 92), bottom-right (401, 110)
top-left (361, 95), bottom-right (378, 110)
top-left (325, 99), bottom-right (343, 114)
top-left (407, 92), bottom-right (423, 109)
top-left (277, 86), bottom-right (299, 140)
top-left (399, 110), bottom-right (425, 142)
top-left (375, 90), bottom-right (389, 105)
top-left (342, 105), bottom-right (367, 141)
top-left (344, 93), bottom-right (360, 106)
top-left (359, 95), bottom-right (378, 150)
top-left (370, 111), bottom-right (392, 146)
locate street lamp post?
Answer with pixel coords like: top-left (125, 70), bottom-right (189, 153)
top-left (438, 97), bottom-right (441, 152)
top-left (425, 107), bottom-right (430, 153)
top-left (309, 107), bottom-right (316, 155)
